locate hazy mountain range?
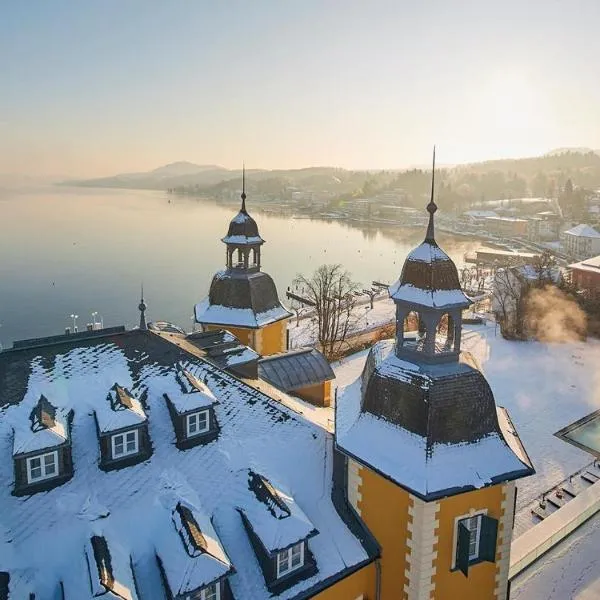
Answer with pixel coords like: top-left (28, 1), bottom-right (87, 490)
top-left (58, 148), bottom-right (600, 195)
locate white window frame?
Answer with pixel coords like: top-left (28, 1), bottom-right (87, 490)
top-left (186, 410), bottom-right (210, 438)
top-left (111, 429), bottom-right (139, 459)
top-left (452, 509), bottom-right (487, 568)
top-left (276, 542), bottom-right (305, 578)
top-left (26, 450), bottom-right (59, 483)
top-left (200, 581), bottom-right (220, 600)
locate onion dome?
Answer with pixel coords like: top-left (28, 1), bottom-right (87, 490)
top-left (221, 168), bottom-right (264, 246)
top-left (389, 147), bottom-right (470, 311)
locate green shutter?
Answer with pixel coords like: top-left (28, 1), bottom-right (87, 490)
top-left (457, 522), bottom-right (470, 577)
top-left (479, 515), bottom-right (499, 562)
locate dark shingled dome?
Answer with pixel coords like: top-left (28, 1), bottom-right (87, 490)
top-left (223, 208), bottom-right (263, 242)
top-left (360, 341), bottom-right (504, 447)
top-left (209, 271), bottom-right (284, 313)
top-left (399, 240), bottom-right (462, 292)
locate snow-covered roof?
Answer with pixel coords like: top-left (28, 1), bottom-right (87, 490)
top-left (221, 234), bottom-right (264, 245)
top-left (564, 224), bottom-right (600, 238)
top-left (12, 395), bottom-right (70, 456)
top-left (165, 368), bottom-right (218, 414)
top-left (156, 500), bottom-right (233, 595)
top-left (84, 534), bottom-right (138, 600)
top-left (258, 348), bottom-right (335, 392)
top-left (239, 470), bottom-right (317, 554)
top-left (389, 282), bottom-right (471, 309)
top-left (195, 298), bottom-right (291, 328)
top-left (389, 240), bottom-right (472, 310)
top-left (94, 385), bottom-right (147, 434)
top-left (336, 340), bottom-right (533, 500)
top-left (0, 330), bottom-right (370, 599)
top-left (569, 254), bottom-right (600, 273)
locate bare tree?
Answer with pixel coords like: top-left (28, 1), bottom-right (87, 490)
top-left (492, 268), bottom-right (527, 339)
top-left (293, 264), bottom-right (359, 359)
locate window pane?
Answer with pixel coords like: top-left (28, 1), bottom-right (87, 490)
top-left (30, 457), bottom-right (41, 470)
top-left (188, 414), bottom-right (198, 433)
top-left (291, 544), bottom-right (302, 567)
top-left (44, 454), bottom-right (57, 475)
top-left (199, 412), bottom-right (208, 429)
top-left (126, 431), bottom-right (137, 452)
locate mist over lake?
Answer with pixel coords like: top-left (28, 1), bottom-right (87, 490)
top-left (0, 185), bottom-right (485, 347)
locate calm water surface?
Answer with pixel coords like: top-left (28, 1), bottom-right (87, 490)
top-left (0, 186), bottom-right (485, 347)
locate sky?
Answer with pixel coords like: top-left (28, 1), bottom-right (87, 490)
top-left (1, 0), bottom-right (600, 177)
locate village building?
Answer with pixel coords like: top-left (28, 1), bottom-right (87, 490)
top-left (194, 168), bottom-right (292, 356)
top-left (568, 254), bottom-right (600, 298)
top-left (562, 224), bottom-right (600, 260)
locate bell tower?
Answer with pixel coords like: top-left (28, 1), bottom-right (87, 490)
top-left (335, 148), bottom-right (534, 600)
top-left (194, 167), bottom-right (292, 355)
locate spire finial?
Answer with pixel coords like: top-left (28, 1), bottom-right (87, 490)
top-left (241, 163), bottom-right (247, 212)
top-left (425, 146), bottom-right (437, 242)
top-left (138, 283), bottom-right (147, 330)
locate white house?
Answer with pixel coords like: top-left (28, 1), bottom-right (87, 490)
top-left (562, 224), bottom-right (600, 260)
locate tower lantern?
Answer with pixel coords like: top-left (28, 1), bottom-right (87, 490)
top-left (194, 167), bottom-right (292, 355)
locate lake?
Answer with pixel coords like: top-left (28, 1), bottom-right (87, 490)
top-left (0, 185), bottom-right (485, 347)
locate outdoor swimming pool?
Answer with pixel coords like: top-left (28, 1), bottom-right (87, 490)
top-left (555, 409), bottom-right (600, 457)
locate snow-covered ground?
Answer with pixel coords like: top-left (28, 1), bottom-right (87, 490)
top-left (511, 514), bottom-right (600, 599)
top-left (288, 296), bottom-right (395, 349)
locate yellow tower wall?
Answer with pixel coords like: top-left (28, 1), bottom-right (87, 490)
top-left (311, 562), bottom-right (377, 600)
top-left (347, 456), bottom-right (516, 600)
top-left (204, 324), bottom-right (254, 347)
top-left (348, 458), bottom-right (411, 599)
top-left (431, 482), bottom-right (508, 600)
top-left (256, 318), bottom-right (288, 356)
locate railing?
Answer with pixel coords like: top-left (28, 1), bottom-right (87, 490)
top-left (509, 478), bottom-right (600, 579)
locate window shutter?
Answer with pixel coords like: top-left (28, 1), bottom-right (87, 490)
top-left (457, 522), bottom-right (470, 577)
top-left (479, 515), bottom-right (499, 563)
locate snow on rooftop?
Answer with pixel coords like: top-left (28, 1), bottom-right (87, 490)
top-left (221, 234), bottom-right (264, 245)
top-left (336, 371), bottom-right (529, 498)
top-left (165, 368), bottom-right (217, 414)
top-left (94, 386), bottom-right (147, 434)
top-left (195, 298), bottom-right (291, 328)
top-left (564, 224), bottom-right (600, 238)
top-left (0, 334), bottom-right (369, 599)
top-left (389, 281), bottom-right (471, 309)
top-left (240, 470), bottom-right (317, 553)
top-left (569, 254), bottom-right (600, 272)
top-left (156, 499), bottom-right (232, 595)
top-left (85, 534), bottom-right (138, 600)
top-left (405, 241), bottom-right (452, 263)
top-left (12, 402), bottom-right (70, 455)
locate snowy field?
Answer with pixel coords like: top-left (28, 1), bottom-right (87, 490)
top-left (511, 515), bottom-right (600, 599)
top-left (288, 296), bottom-right (395, 349)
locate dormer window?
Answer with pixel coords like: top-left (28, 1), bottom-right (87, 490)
top-left (94, 384), bottom-right (151, 471)
top-left (111, 430), bottom-right (139, 459)
top-left (26, 450), bottom-right (58, 483)
top-left (165, 367), bottom-right (220, 450)
top-left (239, 470), bottom-right (318, 593)
top-left (186, 410), bottom-right (209, 437)
top-left (198, 582), bottom-right (220, 600)
top-left (12, 395), bottom-right (74, 495)
top-left (276, 542), bottom-right (304, 578)
top-left (155, 501), bottom-right (233, 600)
